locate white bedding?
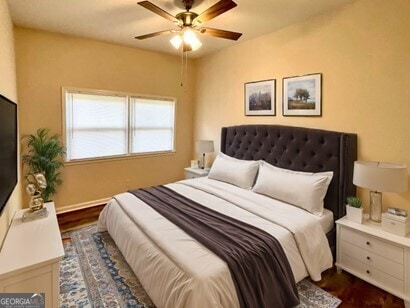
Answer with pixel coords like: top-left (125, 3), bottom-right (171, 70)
top-left (98, 178), bottom-right (333, 308)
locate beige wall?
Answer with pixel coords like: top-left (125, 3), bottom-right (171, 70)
top-left (0, 0), bottom-right (21, 245)
top-left (194, 0), bottom-right (410, 212)
top-left (15, 28), bottom-right (196, 211)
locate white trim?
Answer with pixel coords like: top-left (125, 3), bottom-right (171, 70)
top-left (64, 148), bottom-right (176, 166)
top-left (55, 197), bottom-right (111, 214)
top-left (62, 86), bottom-right (175, 103)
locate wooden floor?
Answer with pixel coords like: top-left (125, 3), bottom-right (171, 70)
top-left (57, 205), bottom-right (405, 307)
top-left (57, 204), bottom-right (105, 232)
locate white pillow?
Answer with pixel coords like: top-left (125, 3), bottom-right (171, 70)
top-left (252, 161), bottom-right (333, 216)
top-left (208, 153), bottom-right (259, 189)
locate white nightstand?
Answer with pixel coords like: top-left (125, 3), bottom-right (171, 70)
top-left (336, 216), bottom-right (410, 307)
top-left (184, 167), bottom-right (209, 179)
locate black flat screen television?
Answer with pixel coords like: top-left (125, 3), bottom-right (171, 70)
top-left (0, 93), bottom-right (17, 215)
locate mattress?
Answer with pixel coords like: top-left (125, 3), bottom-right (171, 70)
top-left (98, 178), bottom-right (333, 308)
top-left (316, 208), bottom-right (334, 234)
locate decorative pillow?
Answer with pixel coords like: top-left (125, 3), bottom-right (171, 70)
top-left (252, 161), bottom-right (333, 216)
top-left (208, 153), bottom-right (259, 189)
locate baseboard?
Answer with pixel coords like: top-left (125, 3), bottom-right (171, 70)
top-left (56, 198), bottom-right (111, 214)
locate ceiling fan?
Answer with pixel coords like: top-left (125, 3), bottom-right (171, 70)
top-left (135, 0), bottom-right (242, 52)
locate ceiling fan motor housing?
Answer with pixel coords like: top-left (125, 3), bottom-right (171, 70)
top-left (176, 11), bottom-right (199, 26)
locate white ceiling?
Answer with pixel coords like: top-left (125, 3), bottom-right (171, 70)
top-left (7, 0), bottom-right (354, 58)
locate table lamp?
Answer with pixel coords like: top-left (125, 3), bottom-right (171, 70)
top-left (195, 140), bottom-right (214, 169)
top-left (353, 161), bottom-right (408, 222)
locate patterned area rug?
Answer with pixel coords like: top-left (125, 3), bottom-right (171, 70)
top-left (60, 225), bottom-right (341, 307)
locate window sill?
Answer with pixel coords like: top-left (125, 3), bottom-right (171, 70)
top-left (64, 151), bottom-right (176, 166)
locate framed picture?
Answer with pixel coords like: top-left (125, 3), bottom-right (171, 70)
top-left (282, 73), bottom-right (322, 116)
top-left (244, 79), bottom-right (276, 116)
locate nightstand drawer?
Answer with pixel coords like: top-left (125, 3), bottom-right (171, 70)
top-left (185, 170), bottom-right (199, 179)
top-left (184, 167), bottom-right (209, 179)
top-left (340, 227), bottom-right (404, 264)
top-left (341, 254), bottom-right (404, 293)
top-left (340, 241), bottom-right (403, 280)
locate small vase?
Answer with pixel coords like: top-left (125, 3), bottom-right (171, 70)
top-left (346, 205), bottom-right (363, 224)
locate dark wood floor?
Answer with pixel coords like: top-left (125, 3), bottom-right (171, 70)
top-left (57, 204), bottom-right (105, 232)
top-left (57, 205), bottom-right (405, 307)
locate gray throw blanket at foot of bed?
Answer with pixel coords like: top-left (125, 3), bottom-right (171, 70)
top-left (129, 185), bottom-right (299, 308)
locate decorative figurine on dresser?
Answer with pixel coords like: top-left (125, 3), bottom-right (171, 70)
top-left (23, 173), bottom-right (49, 221)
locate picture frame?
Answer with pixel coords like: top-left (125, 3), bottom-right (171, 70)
top-left (244, 79), bottom-right (276, 116)
top-left (282, 73), bottom-right (322, 116)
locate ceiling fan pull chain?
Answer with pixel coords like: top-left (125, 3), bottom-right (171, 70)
top-left (185, 51), bottom-right (188, 86)
top-left (180, 48), bottom-right (185, 87)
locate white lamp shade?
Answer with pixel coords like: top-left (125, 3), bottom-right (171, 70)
top-left (170, 35), bottom-right (182, 49)
top-left (170, 30), bottom-right (202, 51)
top-left (353, 161), bottom-right (408, 192)
top-left (195, 140), bottom-right (214, 153)
top-left (183, 29), bottom-right (202, 50)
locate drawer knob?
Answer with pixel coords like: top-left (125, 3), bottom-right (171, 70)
top-left (366, 270), bottom-right (370, 274)
top-left (366, 256), bottom-right (370, 260)
top-left (366, 241), bottom-right (370, 245)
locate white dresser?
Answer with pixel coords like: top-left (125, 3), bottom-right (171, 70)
top-left (0, 202), bottom-right (64, 308)
top-left (336, 216), bottom-right (410, 307)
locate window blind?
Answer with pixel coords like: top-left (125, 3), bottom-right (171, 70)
top-left (64, 89), bottom-right (176, 162)
top-left (130, 97), bottom-right (175, 153)
top-left (66, 93), bottom-right (128, 160)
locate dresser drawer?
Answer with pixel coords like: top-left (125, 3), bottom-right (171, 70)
top-left (341, 253), bottom-right (404, 294)
top-left (340, 241), bottom-right (403, 280)
top-left (340, 227), bottom-right (404, 264)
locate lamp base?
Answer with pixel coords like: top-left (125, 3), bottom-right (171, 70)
top-left (370, 191), bottom-right (382, 222)
top-left (201, 153), bottom-right (206, 169)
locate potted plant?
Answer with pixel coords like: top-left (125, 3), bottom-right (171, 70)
top-left (346, 196), bottom-right (363, 223)
top-left (22, 128), bottom-right (66, 202)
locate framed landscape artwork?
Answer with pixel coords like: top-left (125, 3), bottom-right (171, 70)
top-left (282, 73), bottom-right (322, 116)
top-left (244, 79), bottom-right (276, 116)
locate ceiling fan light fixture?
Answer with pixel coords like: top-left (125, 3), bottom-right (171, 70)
top-left (183, 29), bottom-right (202, 50)
top-left (190, 38), bottom-right (202, 51)
top-left (170, 29), bottom-right (202, 51)
top-left (170, 35), bottom-right (183, 49)
top-left (137, 0), bottom-right (242, 52)
top-left (183, 29), bottom-right (196, 43)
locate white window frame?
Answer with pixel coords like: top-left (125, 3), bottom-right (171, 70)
top-left (62, 87), bottom-right (177, 163)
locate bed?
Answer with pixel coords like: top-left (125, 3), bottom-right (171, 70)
top-left (98, 124), bottom-right (357, 308)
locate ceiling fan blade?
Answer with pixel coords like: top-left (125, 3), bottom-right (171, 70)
top-left (135, 29), bottom-right (175, 40)
top-left (138, 1), bottom-right (178, 23)
top-left (200, 27), bottom-right (242, 40)
top-left (194, 0), bottom-right (237, 24)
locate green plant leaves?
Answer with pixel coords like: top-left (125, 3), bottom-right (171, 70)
top-left (346, 196), bottom-right (362, 208)
top-left (22, 128), bottom-right (66, 201)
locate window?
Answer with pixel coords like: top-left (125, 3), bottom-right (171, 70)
top-left (130, 97), bottom-right (175, 153)
top-left (64, 89), bottom-right (176, 162)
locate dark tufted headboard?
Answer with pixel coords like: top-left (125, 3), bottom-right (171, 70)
top-left (220, 124), bottom-right (357, 222)
top-left (221, 125), bottom-right (357, 257)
